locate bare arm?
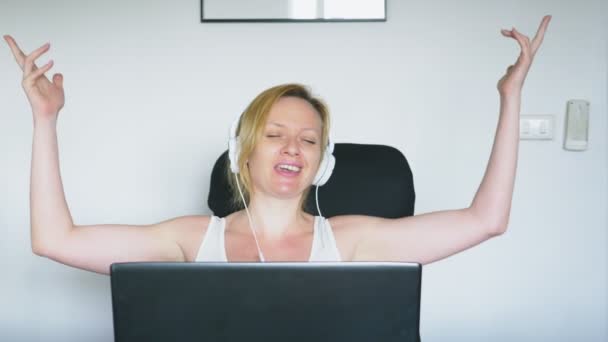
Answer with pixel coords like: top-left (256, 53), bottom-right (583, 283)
top-left (6, 35), bottom-right (208, 275)
top-left (336, 16), bottom-right (552, 265)
top-left (46, 216), bottom-right (208, 275)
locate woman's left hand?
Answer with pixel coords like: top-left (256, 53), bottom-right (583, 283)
top-left (497, 15), bottom-right (551, 97)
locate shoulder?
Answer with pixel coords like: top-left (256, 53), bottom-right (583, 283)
top-left (328, 214), bottom-right (386, 233)
top-left (327, 215), bottom-right (386, 261)
top-left (157, 215), bottom-right (212, 233)
top-left (157, 215), bottom-right (213, 262)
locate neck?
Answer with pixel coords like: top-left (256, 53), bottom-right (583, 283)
top-left (245, 192), bottom-right (310, 241)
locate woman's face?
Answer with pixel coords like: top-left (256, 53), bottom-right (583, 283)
top-left (247, 96), bottom-right (323, 200)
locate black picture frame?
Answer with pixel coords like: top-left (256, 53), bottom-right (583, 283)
top-left (200, 0), bottom-right (387, 23)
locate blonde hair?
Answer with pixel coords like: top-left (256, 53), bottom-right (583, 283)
top-left (226, 83), bottom-right (331, 212)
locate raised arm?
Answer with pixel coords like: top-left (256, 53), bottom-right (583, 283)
top-left (334, 16), bottom-right (552, 264)
top-left (4, 35), bottom-right (208, 275)
top-left (471, 16), bottom-right (551, 227)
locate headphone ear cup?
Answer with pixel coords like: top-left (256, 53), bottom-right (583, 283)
top-left (228, 113), bottom-right (243, 174)
top-left (228, 137), bottom-right (240, 174)
top-left (312, 150), bottom-right (335, 186)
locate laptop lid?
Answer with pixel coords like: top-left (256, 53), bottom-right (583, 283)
top-left (111, 262), bottom-right (422, 342)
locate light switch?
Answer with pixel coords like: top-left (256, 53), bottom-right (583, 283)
top-left (522, 120), bottom-right (530, 134)
top-left (539, 121), bottom-right (547, 134)
top-left (520, 115), bottom-right (554, 140)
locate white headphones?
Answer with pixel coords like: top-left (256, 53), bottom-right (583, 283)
top-left (228, 113), bottom-right (335, 186)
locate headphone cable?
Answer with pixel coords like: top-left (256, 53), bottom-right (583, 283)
top-left (235, 175), bottom-right (266, 262)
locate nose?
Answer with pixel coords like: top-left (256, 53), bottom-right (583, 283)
top-left (281, 136), bottom-right (300, 156)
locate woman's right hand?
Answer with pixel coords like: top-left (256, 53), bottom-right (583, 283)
top-left (4, 35), bottom-right (64, 122)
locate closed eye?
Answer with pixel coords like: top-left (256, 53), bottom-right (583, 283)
top-left (265, 133), bottom-right (315, 144)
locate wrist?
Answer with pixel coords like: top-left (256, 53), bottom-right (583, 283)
top-left (33, 114), bottom-right (58, 129)
top-left (499, 87), bottom-right (522, 99)
top-left (499, 95), bottom-right (522, 117)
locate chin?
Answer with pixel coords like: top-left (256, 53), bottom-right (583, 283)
top-left (267, 181), bottom-right (310, 200)
top-left (252, 172), bottom-right (313, 201)
top-left (272, 187), bottom-right (305, 200)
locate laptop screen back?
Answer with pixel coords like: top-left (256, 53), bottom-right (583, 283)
top-left (111, 262), bottom-right (422, 342)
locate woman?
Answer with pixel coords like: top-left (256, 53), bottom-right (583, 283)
top-left (4, 16), bottom-right (551, 275)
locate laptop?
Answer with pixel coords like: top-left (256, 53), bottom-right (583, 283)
top-left (110, 262), bottom-right (422, 342)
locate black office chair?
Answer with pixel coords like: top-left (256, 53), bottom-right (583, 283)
top-left (208, 143), bottom-right (415, 219)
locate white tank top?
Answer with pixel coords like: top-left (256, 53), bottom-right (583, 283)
top-left (195, 216), bottom-right (341, 262)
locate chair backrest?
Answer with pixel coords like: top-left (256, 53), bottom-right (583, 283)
top-left (208, 143), bottom-right (415, 218)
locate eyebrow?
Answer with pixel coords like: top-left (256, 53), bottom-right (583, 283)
top-left (267, 122), bottom-right (320, 133)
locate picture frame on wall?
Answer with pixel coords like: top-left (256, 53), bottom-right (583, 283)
top-left (201, 0), bottom-right (387, 23)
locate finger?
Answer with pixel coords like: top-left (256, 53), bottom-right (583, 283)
top-left (24, 42), bottom-right (50, 75)
top-left (52, 73), bottom-right (64, 89)
top-left (531, 15), bottom-right (552, 54)
top-left (3, 35), bottom-right (27, 69)
top-left (513, 28), bottom-right (530, 46)
top-left (501, 29), bottom-right (514, 37)
top-left (510, 28), bottom-right (531, 60)
top-left (23, 59), bottom-right (53, 87)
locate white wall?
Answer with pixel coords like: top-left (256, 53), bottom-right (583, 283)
top-left (1, 0), bottom-right (606, 341)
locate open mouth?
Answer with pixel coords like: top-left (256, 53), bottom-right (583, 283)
top-left (275, 163), bottom-right (302, 176)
